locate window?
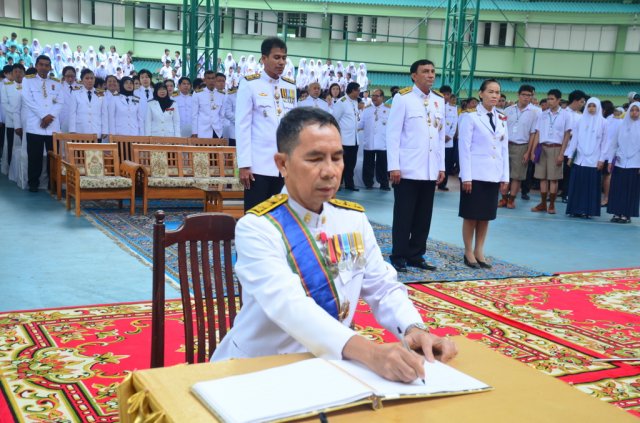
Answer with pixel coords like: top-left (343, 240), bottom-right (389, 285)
top-left (498, 23), bottom-right (508, 46)
top-left (625, 26), bottom-right (640, 52)
top-left (0, 0), bottom-right (21, 19)
top-left (287, 13), bottom-right (306, 38)
top-left (371, 17), bottom-right (378, 40)
top-left (526, 24), bottom-right (617, 51)
top-left (483, 22), bottom-right (491, 45)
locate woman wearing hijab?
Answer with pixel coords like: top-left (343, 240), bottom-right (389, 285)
top-left (85, 46), bottom-right (96, 65)
top-left (246, 55), bottom-right (257, 74)
top-left (564, 98), bottom-right (608, 218)
top-left (53, 54), bottom-right (65, 78)
top-left (606, 102), bottom-right (640, 223)
top-left (357, 69), bottom-right (369, 92)
top-left (144, 82), bottom-right (180, 136)
top-left (61, 42), bottom-right (73, 62)
top-left (224, 53), bottom-right (236, 73)
top-left (238, 55), bottom-right (247, 75)
top-left (296, 68), bottom-right (308, 90)
top-left (42, 44), bottom-right (52, 59)
top-left (97, 45), bottom-right (107, 66)
top-left (108, 76), bottom-right (144, 136)
top-left (298, 58), bottom-right (307, 74)
top-left (30, 39), bottom-right (41, 58)
top-left (105, 57), bottom-right (116, 76)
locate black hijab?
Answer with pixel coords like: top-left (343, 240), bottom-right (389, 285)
top-left (119, 76), bottom-right (134, 97)
top-left (153, 82), bottom-right (173, 112)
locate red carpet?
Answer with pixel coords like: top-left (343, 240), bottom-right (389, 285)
top-left (353, 268), bottom-right (640, 417)
top-left (1, 269), bottom-right (638, 421)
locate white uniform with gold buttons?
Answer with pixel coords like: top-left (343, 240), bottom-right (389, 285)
top-left (458, 103), bottom-right (509, 183)
top-left (144, 99), bottom-right (181, 137)
top-left (108, 94), bottom-right (144, 136)
top-left (358, 103), bottom-right (389, 151)
top-left (386, 85), bottom-right (445, 180)
top-left (297, 95), bottom-right (331, 113)
top-left (212, 195), bottom-right (422, 361)
top-left (235, 72), bottom-right (297, 176)
top-left (192, 87), bottom-right (225, 138)
top-left (21, 74), bottom-right (63, 135)
top-left (173, 92), bottom-right (193, 138)
top-left (68, 87), bottom-right (108, 138)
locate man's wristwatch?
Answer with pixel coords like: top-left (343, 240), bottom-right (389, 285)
top-left (404, 322), bottom-right (430, 336)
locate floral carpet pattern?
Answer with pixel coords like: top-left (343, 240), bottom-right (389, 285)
top-left (81, 201), bottom-right (547, 283)
top-left (354, 268), bottom-right (640, 417)
top-left (1, 270), bottom-right (638, 422)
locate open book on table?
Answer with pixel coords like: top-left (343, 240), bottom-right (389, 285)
top-left (191, 357), bottom-right (492, 423)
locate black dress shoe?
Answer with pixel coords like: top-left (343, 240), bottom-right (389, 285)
top-left (463, 255), bottom-right (480, 269)
top-left (391, 259), bottom-right (408, 273)
top-left (521, 193), bottom-right (530, 200)
top-left (29, 187), bottom-right (39, 193)
top-left (346, 187), bottom-right (360, 192)
top-left (407, 259), bottom-right (437, 271)
top-left (475, 259), bottom-right (492, 269)
top-left (438, 186), bottom-right (449, 191)
top-left (380, 186), bottom-right (391, 191)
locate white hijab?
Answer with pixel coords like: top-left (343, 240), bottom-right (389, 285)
top-left (572, 97), bottom-right (606, 157)
top-left (616, 101), bottom-right (640, 159)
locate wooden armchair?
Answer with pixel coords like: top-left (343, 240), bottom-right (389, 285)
top-left (49, 132), bottom-right (100, 200)
top-left (63, 143), bottom-right (138, 216)
top-left (151, 211), bottom-right (240, 368)
top-left (189, 138), bottom-right (228, 147)
top-left (109, 135), bottom-right (152, 164)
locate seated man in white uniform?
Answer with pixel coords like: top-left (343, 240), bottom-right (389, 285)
top-left (212, 107), bottom-right (457, 382)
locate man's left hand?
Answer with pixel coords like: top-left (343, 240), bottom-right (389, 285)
top-left (556, 154), bottom-right (564, 166)
top-left (436, 171), bottom-right (445, 185)
top-left (405, 328), bottom-right (458, 363)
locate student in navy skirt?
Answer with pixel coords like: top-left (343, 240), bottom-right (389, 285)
top-left (458, 79), bottom-right (509, 269)
top-left (606, 101), bottom-right (640, 223)
top-left (564, 97), bottom-right (608, 218)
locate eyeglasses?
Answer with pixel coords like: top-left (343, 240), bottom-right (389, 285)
top-left (371, 94), bottom-right (381, 98)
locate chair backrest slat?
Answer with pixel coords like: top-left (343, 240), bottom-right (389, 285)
top-left (151, 211), bottom-right (238, 368)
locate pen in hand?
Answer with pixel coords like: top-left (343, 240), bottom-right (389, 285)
top-left (397, 327), bottom-right (426, 385)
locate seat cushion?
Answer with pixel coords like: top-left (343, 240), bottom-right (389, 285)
top-left (148, 177), bottom-right (197, 188)
top-left (193, 177), bottom-right (241, 189)
top-left (79, 176), bottom-right (133, 189)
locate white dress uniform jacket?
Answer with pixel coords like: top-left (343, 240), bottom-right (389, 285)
top-left (59, 81), bottom-right (80, 133)
top-left (297, 95), bottom-right (331, 113)
top-left (133, 85), bottom-right (154, 123)
top-left (22, 74), bottom-right (63, 135)
top-left (222, 89), bottom-right (237, 140)
top-left (386, 85), bottom-right (445, 180)
top-left (458, 103), bottom-right (510, 183)
top-left (108, 94), bottom-right (144, 136)
top-left (192, 87), bottom-right (225, 137)
top-left (332, 96), bottom-right (360, 146)
top-left (444, 103), bottom-right (459, 148)
top-left (0, 78), bottom-right (7, 125)
top-left (173, 92), bottom-right (193, 138)
top-left (212, 197), bottom-right (422, 361)
top-left (1, 81), bottom-right (17, 129)
top-left (68, 87), bottom-right (108, 137)
top-left (358, 103), bottom-right (389, 151)
top-left (145, 99), bottom-right (181, 137)
top-left (235, 72), bottom-right (297, 176)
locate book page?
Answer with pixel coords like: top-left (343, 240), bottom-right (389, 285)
top-left (192, 358), bottom-right (373, 423)
top-left (331, 359), bottom-right (490, 399)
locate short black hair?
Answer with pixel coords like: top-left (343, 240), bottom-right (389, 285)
top-left (35, 55), bottom-right (51, 66)
top-left (479, 78), bottom-right (500, 92)
top-left (518, 84), bottom-right (535, 94)
top-left (3, 64), bottom-right (13, 75)
top-left (12, 63), bottom-right (25, 72)
top-left (568, 90), bottom-right (587, 104)
top-left (346, 82), bottom-right (360, 94)
top-left (193, 78), bottom-right (203, 88)
top-left (204, 70), bottom-right (216, 77)
top-left (276, 107), bottom-right (340, 155)
top-left (261, 37), bottom-right (287, 56)
top-left (105, 75), bottom-right (118, 84)
top-left (410, 59), bottom-right (435, 74)
top-left (547, 89), bottom-right (562, 99)
top-left (138, 69), bottom-right (152, 79)
top-left (540, 99), bottom-right (548, 105)
top-left (601, 100), bottom-right (615, 118)
top-left (178, 76), bottom-right (191, 85)
top-left (439, 85), bottom-right (452, 94)
top-left (25, 67), bottom-right (37, 76)
top-left (62, 66), bottom-right (76, 77)
top-left (215, 72), bottom-right (226, 79)
top-left (80, 68), bottom-right (94, 80)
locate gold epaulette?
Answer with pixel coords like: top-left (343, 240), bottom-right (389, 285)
top-left (171, 92), bottom-right (179, 97)
top-left (463, 108), bottom-right (476, 113)
top-left (384, 103), bottom-right (391, 108)
top-left (614, 114), bottom-right (624, 119)
top-left (25, 74), bottom-right (36, 79)
top-left (281, 76), bottom-right (295, 85)
top-left (227, 88), bottom-right (237, 94)
top-left (217, 89), bottom-right (225, 94)
top-left (340, 97), bottom-right (347, 102)
top-left (399, 86), bottom-right (412, 95)
top-left (244, 73), bottom-right (260, 81)
top-left (50, 76), bottom-right (60, 82)
top-left (4, 81), bottom-right (13, 85)
top-left (431, 89), bottom-right (443, 98)
top-left (329, 199), bottom-right (365, 212)
top-left (247, 194), bottom-right (288, 216)
top-left (195, 88), bottom-right (203, 93)
top-left (73, 86), bottom-right (82, 90)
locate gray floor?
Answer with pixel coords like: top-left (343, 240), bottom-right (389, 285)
top-left (1, 175), bottom-right (638, 312)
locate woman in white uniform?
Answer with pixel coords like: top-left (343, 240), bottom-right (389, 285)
top-left (68, 69), bottom-right (108, 140)
top-left (564, 97), bottom-right (607, 218)
top-left (108, 76), bottom-right (144, 136)
top-left (144, 82), bottom-right (181, 137)
top-left (458, 79), bottom-right (509, 269)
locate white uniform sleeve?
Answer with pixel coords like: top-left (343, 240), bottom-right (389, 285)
top-left (458, 113), bottom-right (473, 183)
top-left (145, 102), bottom-right (153, 136)
top-left (172, 102), bottom-right (181, 136)
top-left (235, 80), bottom-right (254, 168)
top-left (68, 92), bottom-right (78, 133)
top-left (22, 78), bottom-right (47, 120)
top-left (438, 99), bottom-right (446, 171)
top-left (501, 121), bottom-right (510, 182)
top-left (386, 94), bottom-right (404, 172)
top-left (191, 93), bottom-right (199, 136)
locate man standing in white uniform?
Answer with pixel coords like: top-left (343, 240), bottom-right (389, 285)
top-left (297, 81), bottom-right (330, 112)
top-left (358, 88), bottom-right (390, 190)
top-left (236, 37), bottom-right (297, 211)
top-left (212, 107), bottom-right (457, 381)
top-left (173, 76), bottom-right (193, 138)
top-left (332, 81), bottom-right (361, 191)
top-left (386, 59), bottom-right (445, 273)
top-left (191, 71), bottom-right (225, 138)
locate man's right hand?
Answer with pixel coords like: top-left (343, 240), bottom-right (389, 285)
top-left (190, 134), bottom-right (198, 138)
top-left (40, 115), bottom-right (54, 129)
top-left (389, 170), bottom-right (401, 185)
top-left (239, 167), bottom-right (254, 189)
top-left (15, 128), bottom-right (22, 137)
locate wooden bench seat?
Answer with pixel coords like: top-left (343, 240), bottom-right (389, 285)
top-left (63, 143), bottom-right (138, 216)
top-left (49, 133), bottom-right (100, 200)
top-left (130, 144), bottom-right (239, 214)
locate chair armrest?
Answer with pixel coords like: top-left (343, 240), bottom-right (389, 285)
top-left (62, 160), bottom-right (81, 185)
top-left (120, 161), bottom-right (140, 180)
top-left (48, 150), bottom-right (60, 159)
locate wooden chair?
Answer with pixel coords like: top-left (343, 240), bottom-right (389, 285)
top-left (63, 143), bottom-right (138, 216)
top-left (151, 211), bottom-right (240, 368)
top-left (189, 138), bottom-right (228, 147)
top-left (109, 135), bottom-right (152, 164)
top-left (49, 132), bottom-right (100, 200)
